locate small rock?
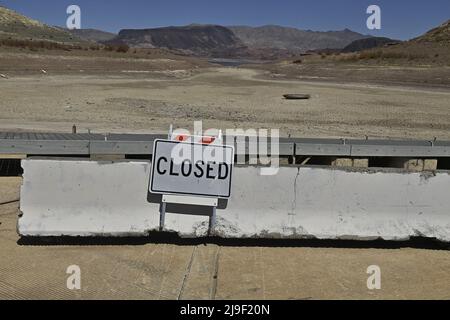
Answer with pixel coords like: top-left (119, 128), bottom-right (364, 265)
top-left (0, 74), bottom-right (8, 79)
top-left (41, 69), bottom-right (47, 74)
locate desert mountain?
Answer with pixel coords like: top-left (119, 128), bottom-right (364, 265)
top-left (111, 24), bottom-right (246, 56)
top-left (228, 25), bottom-right (370, 52)
top-left (66, 28), bottom-right (116, 43)
top-left (0, 6), bottom-right (80, 42)
top-left (111, 23), bottom-right (370, 58)
top-left (412, 19), bottom-right (450, 43)
top-left (3, 4), bottom-right (447, 62)
top-left (342, 37), bottom-right (400, 53)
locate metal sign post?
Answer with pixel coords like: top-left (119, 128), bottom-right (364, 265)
top-left (158, 194), bottom-right (219, 235)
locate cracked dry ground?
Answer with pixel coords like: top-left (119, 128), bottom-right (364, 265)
top-left (1, 177), bottom-right (450, 299)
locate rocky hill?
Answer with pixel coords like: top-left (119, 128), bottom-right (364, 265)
top-left (342, 37), bottom-right (400, 53)
top-left (412, 19), bottom-right (450, 43)
top-left (0, 6), bottom-right (80, 42)
top-left (112, 24), bottom-right (246, 56)
top-left (337, 19), bottom-right (450, 65)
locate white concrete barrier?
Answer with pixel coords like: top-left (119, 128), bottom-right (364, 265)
top-left (19, 159), bottom-right (158, 236)
top-left (223, 167), bottom-right (450, 241)
top-left (18, 159), bottom-right (450, 241)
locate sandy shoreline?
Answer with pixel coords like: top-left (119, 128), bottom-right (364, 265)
top-left (1, 67), bottom-right (450, 140)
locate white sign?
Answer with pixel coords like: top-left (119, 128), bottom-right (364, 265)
top-left (150, 140), bottom-right (234, 198)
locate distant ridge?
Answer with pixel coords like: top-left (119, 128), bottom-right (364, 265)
top-left (342, 37), bottom-right (401, 53)
top-left (66, 28), bottom-right (116, 43)
top-left (110, 24), bottom-right (246, 56)
top-left (228, 25), bottom-right (371, 52)
top-left (110, 23), bottom-right (371, 58)
top-left (2, 4), bottom-right (448, 63)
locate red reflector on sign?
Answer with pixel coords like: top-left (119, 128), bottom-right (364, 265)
top-left (176, 135), bottom-right (188, 142)
top-left (201, 137), bottom-right (215, 144)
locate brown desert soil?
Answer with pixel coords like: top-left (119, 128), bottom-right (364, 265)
top-left (0, 49), bottom-right (449, 140)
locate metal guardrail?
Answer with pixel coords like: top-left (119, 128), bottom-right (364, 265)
top-left (1, 132), bottom-right (450, 158)
top-left (0, 133), bottom-right (166, 156)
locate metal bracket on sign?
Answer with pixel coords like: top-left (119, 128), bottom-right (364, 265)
top-left (159, 194), bottom-right (219, 236)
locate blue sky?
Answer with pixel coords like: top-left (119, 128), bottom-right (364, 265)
top-left (1, 0), bottom-right (449, 40)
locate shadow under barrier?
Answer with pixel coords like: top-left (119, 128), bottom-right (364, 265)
top-left (17, 234), bottom-right (450, 250)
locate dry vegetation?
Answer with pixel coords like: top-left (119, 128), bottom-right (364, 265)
top-left (302, 42), bottom-right (449, 66)
top-left (339, 49), bottom-right (426, 62)
top-left (332, 44), bottom-right (449, 65)
top-left (0, 37), bottom-right (132, 53)
top-left (0, 40), bottom-right (208, 78)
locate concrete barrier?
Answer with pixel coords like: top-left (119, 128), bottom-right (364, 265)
top-left (19, 159), bottom-right (158, 236)
top-left (18, 159), bottom-right (450, 241)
